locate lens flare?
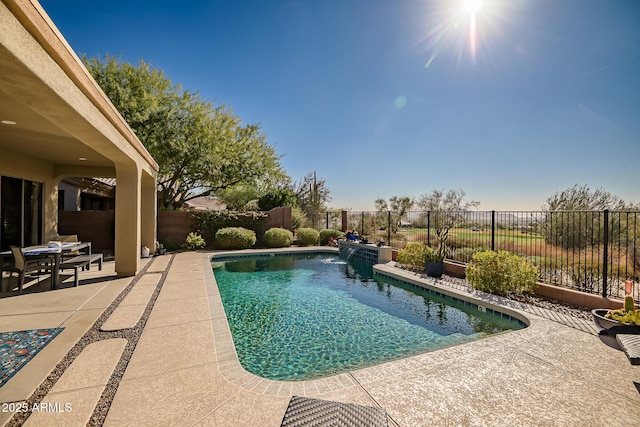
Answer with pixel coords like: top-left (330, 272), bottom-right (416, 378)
top-left (464, 0), bottom-right (482, 14)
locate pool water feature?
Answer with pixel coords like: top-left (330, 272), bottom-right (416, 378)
top-left (212, 253), bottom-right (525, 381)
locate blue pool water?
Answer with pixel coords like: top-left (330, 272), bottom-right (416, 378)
top-left (212, 253), bottom-right (524, 381)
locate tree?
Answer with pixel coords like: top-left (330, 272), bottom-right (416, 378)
top-left (415, 189), bottom-right (480, 229)
top-left (374, 196), bottom-right (413, 232)
top-left (294, 172), bottom-right (331, 226)
top-left (257, 188), bottom-right (297, 211)
top-left (541, 184), bottom-right (635, 249)
top-left (542, 184), bottom-right (628, 211)
top-left (216, 185), bottom-right (259, 211)
top-left (83, 55), bottom-right (288, 209)
top-left (389, 196), bottom-right (413, 231)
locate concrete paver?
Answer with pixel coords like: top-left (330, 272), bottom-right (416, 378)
top-left (24, 339), bottom-right (127, 426)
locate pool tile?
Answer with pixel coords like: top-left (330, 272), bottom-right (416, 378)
top-left (302, 381), bottom-right (319, 395)
top-left (276, 382), bottom-right (293, 396)
top-left (290, 382), bottom-right (306, 396)
top-left (264, 381), bottom-right (281, 395)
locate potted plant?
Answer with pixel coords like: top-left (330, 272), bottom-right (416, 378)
top-left (592, 295), bottom-right (640, 335)
top-left (425, 226), bottom-right (449, 278)
top-left (156, 241), bottom-right (167, 255)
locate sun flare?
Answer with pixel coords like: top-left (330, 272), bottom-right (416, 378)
top-left (464, 0), bottom-right (483, 14)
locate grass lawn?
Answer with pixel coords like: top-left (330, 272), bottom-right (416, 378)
top-left (395, 227), bottom-right (545, 243)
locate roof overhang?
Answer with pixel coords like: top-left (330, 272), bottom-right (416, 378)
top-left (0, 0), bottom-right (158, 176)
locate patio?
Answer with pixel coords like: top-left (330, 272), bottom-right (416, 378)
top-left (0, 249), bottom-right (638, 426)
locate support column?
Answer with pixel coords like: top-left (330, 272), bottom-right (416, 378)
top-left (141, 171), bottom-right (157, 254)
top-left (114, 163), bottom-right (141, 276)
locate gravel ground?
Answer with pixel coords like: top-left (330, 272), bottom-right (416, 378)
top-left (441, 273), bottom-right (593, 321)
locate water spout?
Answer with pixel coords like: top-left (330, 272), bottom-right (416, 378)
top-left (345, 247), bottom-right (362, 260)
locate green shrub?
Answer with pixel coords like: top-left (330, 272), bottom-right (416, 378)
top-left (183, 232), bottom-right (206, 250)
top-left (291, 207), bottom-right (307, 230)
top-left (296, 228), bottom-right (319, 246)
top-left (257, 190), bottom-right (297, 211)
top-left (161, 238), bottom-right (181, 252)
top-left (319, 229), bottom-right (344, 245)
top-left (263, 228), bottom-right (294, 248)
top-left (466, 250), bottom-right (539, 296)
top-left (397, 242), bottom-right (433, 271)
top-left (446, 234), bottom-right (478, 250)
top-left (215, 227), bottom-right (256, 249)
top-left (452, 247), bottom-right (486, 263)
top-left (189, 210), bottom-right (268, 248)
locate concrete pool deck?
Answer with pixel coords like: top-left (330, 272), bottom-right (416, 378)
top-left (1, 248), bottom-right (639, 426)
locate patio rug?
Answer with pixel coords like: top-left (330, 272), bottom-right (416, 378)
top-left (0, 328), bottom-right (64, 387)
top-left (280, 396), bottom-right (388, 427)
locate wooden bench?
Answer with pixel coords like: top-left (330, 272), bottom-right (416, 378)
top-left (59, 254), bottom-right (103, 287)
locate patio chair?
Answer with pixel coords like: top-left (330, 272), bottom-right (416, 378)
top-left (8, 246), bottom-right (55, 295)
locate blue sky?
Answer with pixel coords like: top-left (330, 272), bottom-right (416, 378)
top-left (41, 0), bottom-right (640, 211)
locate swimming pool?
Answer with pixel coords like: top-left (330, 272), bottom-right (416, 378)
top-left (212, 252), bottom-right (525, 381)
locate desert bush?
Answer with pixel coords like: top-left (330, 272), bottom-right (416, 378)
top-left (397, 242), bottom-right (434, 271)
top-left (452, 247), bottom-right (485, 263)
top-left (190, 210), bottom-right (268, 248)
top-left (263, 228), bottom-right (294, 248)
top-left (161, 238), bottom-right (181, 252)
top-left (215, 227), bottom-right (256, 249)
top-left (296, 228), bottom-right (319, 246)
top-left (319, 229), bottom-right (344, 245)
top-left (291, 207), bottom-right (307, 230)
top-left (446, 234), bottom-right (479, 250)
top-left (183, 232), bottom-right (206, 250)
top-left (466, 250), bottom-right (539, 296)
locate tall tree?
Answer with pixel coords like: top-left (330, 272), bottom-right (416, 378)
top-left (415, 189), bottom-right (480, 228)
top-left (83, 55), bottom-right (288, 209)
top-left (374, 196), bottom-right (413, 232)
top-left (294, 172), bottom-right (331, 224)
top-left (541, 184), bottom-right (637, 249)
top-left (542, 184), bottom-right (629, 211)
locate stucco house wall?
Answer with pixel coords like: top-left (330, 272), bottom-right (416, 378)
top-left (0, 0), bottom-right (158, 276)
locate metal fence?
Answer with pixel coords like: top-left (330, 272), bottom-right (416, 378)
top-left (315, 209), bottom-right (640, 301)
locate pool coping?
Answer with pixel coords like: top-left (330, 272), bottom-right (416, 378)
top-left (206, 247), bottom-right (538, 396)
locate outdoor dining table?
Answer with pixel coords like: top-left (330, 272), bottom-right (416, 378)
top-left (0, 241), bottom-right (92, 291)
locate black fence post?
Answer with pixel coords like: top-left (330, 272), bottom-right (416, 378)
top-left (602, 209), bottom-right (609, 298)
top-left (361, 211), bottom-right (364, 236)
top-left (326, 212), bottom-right (329, 229)
top-left (427, 211), bottom-right (431, 247)
top-left (491, 210), bottom-right (496, 251)
top-left (387, 211), bottom-right (391, 244)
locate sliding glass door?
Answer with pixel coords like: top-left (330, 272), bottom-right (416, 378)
top-left (0, 176), bottom-right (43, 251)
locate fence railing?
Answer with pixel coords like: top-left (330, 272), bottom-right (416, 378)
top-left (315, 209), bottom-right (640, 301)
